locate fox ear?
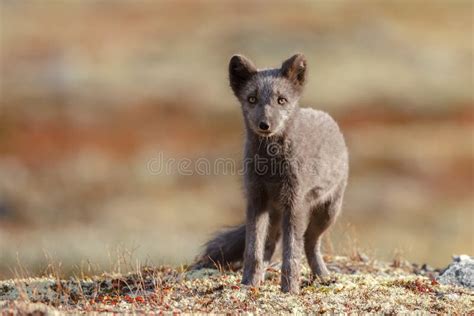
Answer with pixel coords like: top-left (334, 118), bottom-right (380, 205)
top-left (229, 54), bottom-right (257, 96)
top-left (281, 53), bottom-right (307, 88)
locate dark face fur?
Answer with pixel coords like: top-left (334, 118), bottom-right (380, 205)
top-left (229, 54), bottom-right (307, 137)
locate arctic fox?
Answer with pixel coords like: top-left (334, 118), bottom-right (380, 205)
top-left (193, 54), bottom-right (349, 294)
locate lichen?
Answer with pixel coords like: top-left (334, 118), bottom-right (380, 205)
top-left (0, 256), bottom-right (472, 314)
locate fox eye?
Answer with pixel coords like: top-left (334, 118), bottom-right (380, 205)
top-left (277, 97), bottom-right (287, 105)
top-left (248, 96), bottom-right (257, 104)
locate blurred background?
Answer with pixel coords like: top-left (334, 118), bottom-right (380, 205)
top-left (0, 0), bottom-right (472, 278)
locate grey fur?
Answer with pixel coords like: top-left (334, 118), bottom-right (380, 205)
top-left (193, 53), bottom-right (349, 294)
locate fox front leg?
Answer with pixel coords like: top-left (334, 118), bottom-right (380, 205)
top-left (242, 194), bottom-right (269, 286)
top-left (280, 202), bottom-right (306, 294)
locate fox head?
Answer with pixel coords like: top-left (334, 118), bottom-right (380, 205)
top-left (229, 53), bottom-right (307, 137)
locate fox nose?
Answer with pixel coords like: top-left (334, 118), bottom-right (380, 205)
top-left (259, 121), bottom-right (270, 131)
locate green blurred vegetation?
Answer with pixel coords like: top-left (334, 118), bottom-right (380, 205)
top-left (0, 0), bottom-right (472, 278)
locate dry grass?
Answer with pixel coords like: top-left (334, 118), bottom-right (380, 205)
top-left (0, 256), bottom-right (472, 314)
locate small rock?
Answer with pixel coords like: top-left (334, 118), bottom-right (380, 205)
top-left (453, 255), bottom-right (471, 263)
top-left (437, 255), bottom-right (474, 289)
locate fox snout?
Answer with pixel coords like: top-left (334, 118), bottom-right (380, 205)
top-left (253, 115), bottom-right (275, 136)
top-left (249, 109), bottom-right (284, 137)
top-left (258, 121), bottom-right (270, 131)
top-left (245, 105), bottom-right (277, 136)
top-left (251, 104), bottom-right (280, 136)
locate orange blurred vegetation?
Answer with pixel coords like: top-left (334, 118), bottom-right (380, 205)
top-left (0, 0), bottom-right (472, 278)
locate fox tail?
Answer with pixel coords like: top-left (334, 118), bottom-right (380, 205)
top-left (190, 223), bottom-right (246, 270)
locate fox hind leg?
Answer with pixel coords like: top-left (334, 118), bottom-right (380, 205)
top-left (304, 190), bottom-right (343, 277)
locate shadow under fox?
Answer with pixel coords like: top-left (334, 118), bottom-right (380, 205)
top-left (192, 53), bottom-right (349, 294)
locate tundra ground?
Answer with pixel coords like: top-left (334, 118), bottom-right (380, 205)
top-left (1, 256), bottom-right (472, 314)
